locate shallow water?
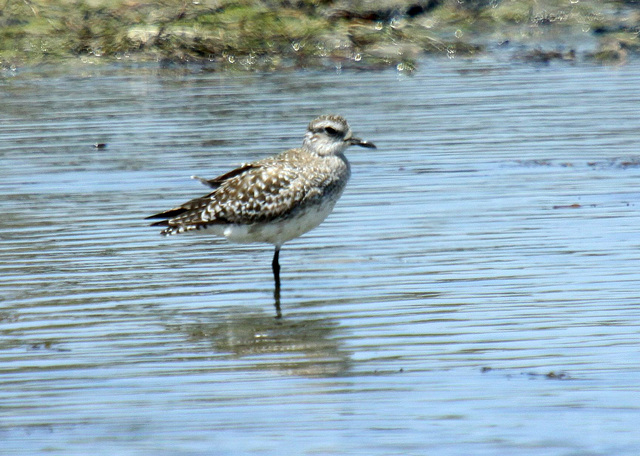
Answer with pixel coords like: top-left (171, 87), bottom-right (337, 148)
top-left (2, 59), bottom-right (640, 455)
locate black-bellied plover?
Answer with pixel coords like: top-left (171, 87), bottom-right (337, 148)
top-left (146, 115), bottom-right (376, 314)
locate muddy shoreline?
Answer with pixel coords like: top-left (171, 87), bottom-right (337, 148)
top-left (2, 0), bottom-right (638, 71)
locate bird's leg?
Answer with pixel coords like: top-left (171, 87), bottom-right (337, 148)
top-left (272, 247), bottom-right (281, 291)
top-left (272, 247), bottom-right (282, 318)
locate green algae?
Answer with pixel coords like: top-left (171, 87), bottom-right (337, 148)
top-left (1, 0), bottom-right (639, 70)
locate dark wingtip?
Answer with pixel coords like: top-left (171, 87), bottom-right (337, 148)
top-left (145, 208), bottom-right (187, 220)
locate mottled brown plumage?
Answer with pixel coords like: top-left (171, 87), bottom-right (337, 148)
top-left (146, 115), bottom-right (376, 314)
top-left (148, 147), bottom-right (349, 236)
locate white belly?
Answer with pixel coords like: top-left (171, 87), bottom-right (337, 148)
top-left (200, 200), bottom-right (338, 247)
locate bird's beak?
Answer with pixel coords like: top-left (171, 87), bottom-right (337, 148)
top-left (348, 137), bottom-right (377, 149)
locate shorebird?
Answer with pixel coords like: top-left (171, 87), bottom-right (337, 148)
top-left (146, 115), bottom-right (376, 314)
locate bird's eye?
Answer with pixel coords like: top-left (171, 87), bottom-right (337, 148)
top-left (324, 126), bottom-right (339, 136)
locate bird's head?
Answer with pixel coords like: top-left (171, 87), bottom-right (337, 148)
top-left (303, 115), bottom-right (376, 156)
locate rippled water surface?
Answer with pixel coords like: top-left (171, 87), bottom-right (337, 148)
top-left (2, 59), bottom-right (640, 455)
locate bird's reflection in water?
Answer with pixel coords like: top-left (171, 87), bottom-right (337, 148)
top-left (274, 287), bottom-right (282, 319)
top-left (171, 307), bottom-right (351, 377)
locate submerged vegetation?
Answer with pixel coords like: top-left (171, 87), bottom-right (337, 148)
top-left (1, 0), bottom-right (640, 70)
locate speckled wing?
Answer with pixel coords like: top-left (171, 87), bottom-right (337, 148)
top-left (147, 149), bottom-right (344, 236)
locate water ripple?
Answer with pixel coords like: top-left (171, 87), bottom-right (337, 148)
top-left (2, 61), bottom-right (640, 455)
